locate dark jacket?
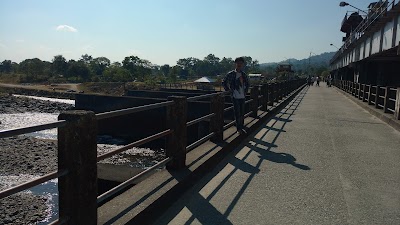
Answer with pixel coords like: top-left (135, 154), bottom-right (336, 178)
top-left (222, 70), bottom-right (250, 98)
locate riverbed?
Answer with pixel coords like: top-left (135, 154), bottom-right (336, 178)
top-left (0, 94), bottom-right (165, 224)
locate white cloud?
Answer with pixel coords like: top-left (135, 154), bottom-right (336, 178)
top-left (56, 25), bottom-right (78, 32)
top-left (0, 43), bottom-right (6, 48)
top-left (15, 39), bottom-right (25, 43)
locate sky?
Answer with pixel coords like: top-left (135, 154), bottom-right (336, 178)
top-left (0, 0), bottom-right (369, 65)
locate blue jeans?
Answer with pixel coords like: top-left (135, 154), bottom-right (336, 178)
top-left (232, 98), bottom-right (245, 131)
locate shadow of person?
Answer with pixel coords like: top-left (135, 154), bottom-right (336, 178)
top-left (259, 151), bottom-right (310, 170)
top-left (247, 144), bottom-right (310, 171)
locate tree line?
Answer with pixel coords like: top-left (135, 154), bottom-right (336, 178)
top-left (0, 54), bottom-right (262, 84)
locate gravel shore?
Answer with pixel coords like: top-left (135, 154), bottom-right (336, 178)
top-left (0, 94), bottom-right (164, 224)
top-left (0, 94), bottom-right (73, 114)
top-left (0, 95), bottom-right (69, 225)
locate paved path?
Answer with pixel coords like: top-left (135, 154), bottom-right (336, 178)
top-left (155, 85), bottom-right (400, 225)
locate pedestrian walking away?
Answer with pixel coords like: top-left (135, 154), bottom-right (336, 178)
top-left (223, 57), bottom-right (250, 134)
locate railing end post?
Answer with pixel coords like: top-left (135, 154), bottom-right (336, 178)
top-left (58, 110), bottom-right (98, 225)
top-left (166, 96), bottom-right (187, 170)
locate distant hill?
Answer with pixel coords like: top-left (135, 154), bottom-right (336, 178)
top-left (260, 52), bottom-right (335, 72)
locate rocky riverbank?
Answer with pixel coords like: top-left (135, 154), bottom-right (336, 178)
top-left (0, 94), bottom-right (165, 224)
top-left (0, 94), bottom-right (73, 114)
top-left (0, 95), bottom-right (71, 225)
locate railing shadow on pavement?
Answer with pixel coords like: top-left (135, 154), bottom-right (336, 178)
top-left (150, 86), bottom-right (310, 225)
top-left (245, 88), bottom-right (310, 171)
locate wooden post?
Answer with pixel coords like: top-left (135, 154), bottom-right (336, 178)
top-left (58, 110), bottom-right (98, 225)
top-left (260, 84), bottom-right (268, 111)
top-left (356, 83), bottom-right (359, 97)
top-left (268, 83), bottom-right (274, 106)
top-left (354, 82), bottom-right (357, 96)
top-left (166, 96), bottom-right (187, 170)
top-left (362, 84), bottom-right (367, 102)
top-left (394, 88), bottom-right (400, 120)
top-left (375, 85), bottom-right (381, 108)
top-left (250, 86), bottom-right (259, 118)
top-left (351, 82), bottom-right (354, 95)
top-left (279, 82), bottom-right (283, 100)
top-left (348, 81), bottom-right (351, 93)
top-left (210, 93), bottom-right (224, 142)
top-left (383, 86), bottom-right (391, 113)
top-left (368, 85), bottom-right (373, 105)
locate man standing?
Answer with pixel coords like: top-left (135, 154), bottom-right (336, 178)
top-left (222, 57), bottom-right (250, 134)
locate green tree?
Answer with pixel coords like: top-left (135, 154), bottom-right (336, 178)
top-left (0, 60), bottom-right (13, 73)
top-left (19, 58), bottom-right (45, 80)
top-left (67, 60), bottom-right (90, 81)
top-left (103, 65), bottom-right (131, 82)
top-left (80, 54), bottom-right (93, 64)
top-left (122, 55), bottom-right (152, 81)
top-left (168, 66), bottom-right (180, 83)
top-left (90, 57), bottom-right (110, 76)
top-left (52, 55), bottom-right (68, 75)
top-left (176, 57), bottom-right (200, 78)
top-left (160, 64), bottom-right (170, 77)
top-left (203, 54), bottom-right (220, 76)
top-left (219, 57), bottom-right (234, 74)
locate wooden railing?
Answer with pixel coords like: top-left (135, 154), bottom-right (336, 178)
top-left (334, 80), bottom-right (400, 120)
top-left (0, 79), bottom-right (306, 225)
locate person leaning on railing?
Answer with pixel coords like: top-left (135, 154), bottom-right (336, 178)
top-left (222, 57), bottom-right (250, 134)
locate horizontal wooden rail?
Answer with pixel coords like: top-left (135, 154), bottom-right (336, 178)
top-left (96, 101), bottom-right (174, 120)
top-left (387, 108), bottom-right (395, 113)
top-left (224, 106), bottom-right (234, 112)
top-left (245, 99), bottom-right (253, 104)
top-left (48, 218), bottom-right (68, 225)
top-left (186, 113), bottom-right (215, 127)
top-left (0, 170), bottom-right (68, 199)
top-left (0, 120), bottom-right (67, 139)
top-left (187, 92), bottom-right (219, 101)
top-left (223, 120), bottom-right (236, 130)
top-left (186, 132), bottom-right (215, 152)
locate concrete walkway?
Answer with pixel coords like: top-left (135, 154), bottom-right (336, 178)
top-left (155, 84), bottom-right (400, 225)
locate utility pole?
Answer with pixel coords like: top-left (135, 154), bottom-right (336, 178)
top-left (308, 52), bottom-right (315, 75)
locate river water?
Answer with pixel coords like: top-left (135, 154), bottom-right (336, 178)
top-left (0, 95), bottom-right (162, 224)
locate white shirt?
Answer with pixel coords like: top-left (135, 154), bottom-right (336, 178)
top-left (233, 72), bottom-right (245, 99)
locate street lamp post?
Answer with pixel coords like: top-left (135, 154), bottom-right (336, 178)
top-left (339, 1), bottom-right (368, 14)
top-left (330, 43), bottom-right (340, 50)
top-left (308, 52), bottom-right (315, 75)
